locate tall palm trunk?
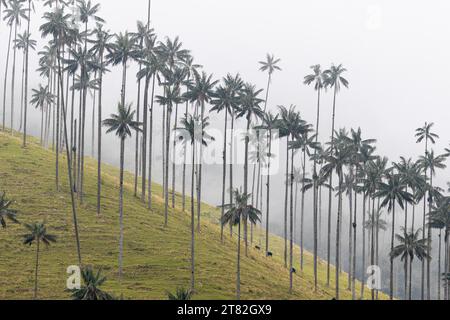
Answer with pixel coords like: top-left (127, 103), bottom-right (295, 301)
top-left (351, 191), bottom-right (358, 299)
top-left (389, 202), bottom-right (396, 300)
top-left (119, 137), bottom-right (125, 278)
top-left (220, 110), bottom-right (228, 242)
top-left (283, 137), bottom-right (289, 267)
top-left (190, 140), bottom-right (195, 291)
top-left (438, 230), bottom-right (442, 300)
top-left (236, 220), bottom-right (241, 300)
top-left (313, 88), bottom-right (321, 289)
top-left (265, 130), bottom-right (272, 255)
top-left (327, 86), bottom-right (338, 286)
top-left (34, 239), bottom-right (40, 300)
top-left (27, 10), bottom-right (44, 135)
top-left (300, 148), bottom-right (306, 270)
top-left (426, 175), bottom-right (433, 300)
top-left (141, 75), bottom-right (150, 203)
top-left (196, 101), bottom-right (206, 231)
top-left (19, 47), bottom-right (25, 132)
top-left (91, 72), bottom-right (97, 158)
top-left (10, 21), bottom-right (18, 133)
top-left (335, 169), bottom-right (343, 299)
top-left (2, 23), bottom-right (12, 131)
top-left (147, 75), bottom-right (155, 209)
top-left (56, 37), bottom-right (82, 266)
top-left (164, 106), bottom-right (172, 227)
top-left (97, 54), bottom-right (104, 216)
top-left (229, 111), bottom-right (235, 237)
top-left (371, 197), bottom-right (376, 300)
top-left (181, 86), bottom-right (189, 212)
top-left (347, 181), bottom-right (353, 291)
top-left (421, 138), bottom-right (428, 300)
top-left (134, 57), bottom-right (143, 197)
top-left (361, 194), bottom-right (367, 298)
top-left (171, 103), bottom-right (179, 208)
top-left (289, 148), bottom-right (294, 293)
top-left (243, 117), bottom-right (251, 256)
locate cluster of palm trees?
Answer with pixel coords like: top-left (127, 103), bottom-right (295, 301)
top-left (1, 0), bottom-right (449, 301)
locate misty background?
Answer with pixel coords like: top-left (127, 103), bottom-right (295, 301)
top-left (1, 0), bottom-right (449, 299)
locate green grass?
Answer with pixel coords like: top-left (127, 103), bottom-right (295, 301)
top-left (0, 131), bottom-right (385, 300)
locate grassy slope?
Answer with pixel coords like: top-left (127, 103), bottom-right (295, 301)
top-left (0, 131), bottom-right (381, 300)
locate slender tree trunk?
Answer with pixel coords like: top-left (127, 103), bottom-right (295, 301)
top-left (289, 148), bottom-right (294, 293)
top-left (171, 102), bottom-right (178, 208)
top-left (56, 38), bottom-right (82, 266)
top-left (327, 86), bottom-right (338, 286)
top-left (229, 112), bottom-right (235, 237)
top-left (313, 88), bottom-right (321, 287)
top-left (438, 230), bottom-right (442, 300)
top-left (361, 195), bottom-right (367, 299)
top-left (148, 75), bottom-right (155, 209)
top-left (190, 141), bottom-right (195, 292)
top-left (2, 24), bottom-right (12, 132)
top-left (265, 130), bottom-right (272, 256)
top-left (196, 101), bottom-right (206, 231)
top-left (237, 220), bottom-right (241, 300)
top-left (119, 137), bottom-right (125, 278)
top-left (421, 138), bottom-right (428, 300)
top-left (351, 191), bottom-right (358, 299)
top-left (164, 106), bottom-right (172, 227)
top-left (10, 22), bottom-right (18, 134)
top-left (390, 203), bottom-right (396, 300)
top-left (427, 175), bottom-right (433, 300)
top-left (283, 137), bottom-right (289, 267)
top-left (97, 55), bottom-right (104, 216)
top-left (335, 170), bottom-right (343, 300)
top-left (243, 118), bottom-right (251, 257)
top-left (300, 148), bottom-right (306, 270)
top-left (134, 58), bottom-right (142, 197)
top-left (220, 111), bottom-right (228, 243)
top-left (141, 75), bottom-right (150, 202)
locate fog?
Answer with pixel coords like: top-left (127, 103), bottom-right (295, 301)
top-left (1, 0), bottom-right (449, 299)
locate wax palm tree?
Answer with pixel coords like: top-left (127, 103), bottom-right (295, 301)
top-left (210, 80), bottom-right (241, 242)
top-left (224, 74), bottom-right (244, 229)
top-left (277, 105), bottom-right (300, 267)
top-left (180, 56), bottom-right (202, 212)
top-left (419, 149), bottom-right (447, 299)
top-left (134, 28), bottom-right (156, 204)
top-left (156, 86), bottom-right (183, 227)
top-left (167, 287), bottom-right (193, 300)
top-left (176, 114), bottom-right (214, 292)
top-left (391, 227), bottom-right (429, 300)
top-left (221, 189), bottom-right (261, 300)
top-left (31, 84), bottom-right (55, 145)
top-left (40, 5), bottom-right (82, 266)
top-left (374, 171), bottom-right (413, 299)
top-left (255, 111), bottom-right (279, 255)
top-left (184, 71), bottom-right (218, 231)
top-left (103, 102), bottom-right (141, 278)
top-left (69, 266), bottom-right (114, 300)
top-left (323, 65), bottom-right (349, 233)
top-left (321, 135), bottom-right (352, 299)
top-left (0, 192), bottom-right (18, 228)
top-left (3, 0), bottom-right (27, 133)
top-left (428, 196), bottom-right (450, 300)
top-left (236, 83), bottom-right (264, 256)
top-left (21, 0), bottom-right (35, 147)
top-left (415, 122), bottom-right (439, 299)
top-left (131, 20), bottom-right (153, 199)
top-left (23, 222), bottom-right (57, 299)
top-left (15, 30), bottom-right (36, 134)
top-left (289, 131), bottom-right (319, 270)
top-left (89, 24), bottom-right (113, 215)
top-left (258, 53), bottom-right (281, 112)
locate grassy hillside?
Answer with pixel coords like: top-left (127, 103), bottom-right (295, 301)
top-left (0, 131), bottom-right (380, 300)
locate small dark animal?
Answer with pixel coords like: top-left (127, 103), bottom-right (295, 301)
top-left (291, 268), bottom-right (296, 274)
top-left (267, 251), bottom-right (273, 257)
top-left (255, 245), bottom-right (261, 250)
top-left (353, 222), bottom-right (357, 229)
